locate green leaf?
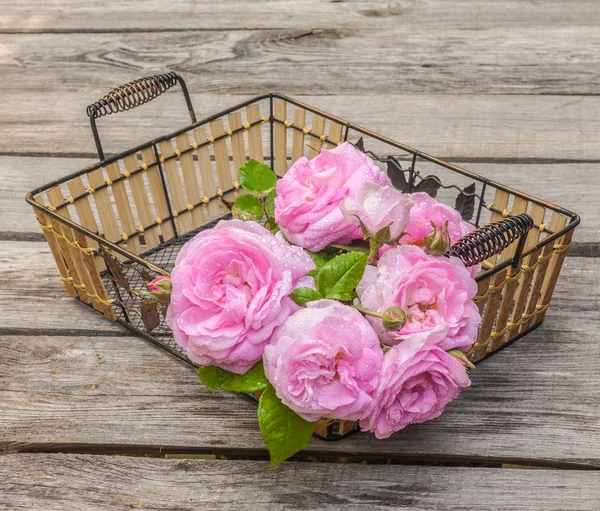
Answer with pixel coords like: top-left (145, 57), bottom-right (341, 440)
top-left (316, 252), bottom-right (368, 300)
top-left (238, 159), bottom-right (278, 194)
top-left (232, 194), bottom-right (264, 221)
top-left (308, 250), bottom-right (335, 269)
top-left (265, 189), bottom-right (277, 218)
top-left (330, 241), bottom-right (370, 253)
top-left (258, 384), bottom-right (314, 466)
top-left (219, 361), bottom-right (268, 392)
top-left (197, 366), bottom-right (229, 392)
top-left (306, 269), bottom-right (319, 278)
top-left (197, 362), bottom-right (268, 393)
top-left (290, 287), bottom-right (322, 307)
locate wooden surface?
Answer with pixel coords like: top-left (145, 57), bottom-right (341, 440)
top-left (2, 29), bottom-right (600, 95)
top-left (2, 455), bottom-right (600, 511)
top-left (3, 0), bottom-right (600, 31)
top-left (1, 0), bottom-right (599, 509)
top-left (2, 245), bottom-right (599, 468)
top-left (2, 93), bottom-right (600, 161)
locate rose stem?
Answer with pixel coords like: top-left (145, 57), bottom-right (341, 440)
top-left (352, 304), bottom-right (384, 319)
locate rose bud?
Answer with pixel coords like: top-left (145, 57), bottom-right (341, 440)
top-left (423, 221), bottom-right (452, 256)
top-left (400, 192), bottom-right (475, 248)
top-left (143, 276), bottom-right (172, 304)
top-left (340, 182), bottom-right (413, 244)
top-left (382, 306), bottom-right (408, 332)
top-left (146, 275), bottom-right (171, 293)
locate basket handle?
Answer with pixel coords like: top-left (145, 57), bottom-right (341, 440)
top-left (86, 72), bottom-right (197, 160)
top-left (445, 213), bottom-right (534, 269)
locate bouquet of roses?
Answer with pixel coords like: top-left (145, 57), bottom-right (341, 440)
top-left (147, 142), bottom-right (481, 465)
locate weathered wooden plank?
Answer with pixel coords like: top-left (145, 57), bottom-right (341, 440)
top-left (5, 157), bottom-right (595, 242)
top-left (1, 455), bottom-right (599, 511)
top-left (1, 27), bottom-right (599, 95)
top-left (2, 0), bottom-right (599, 31)
top-left (0, 242), bottom-right (123, 333)
top-left (1, 254), bottom-right (599, 466)
top-left (2, 93), bottom-right (598, 161)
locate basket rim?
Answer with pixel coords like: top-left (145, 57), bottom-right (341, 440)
top-left (25, 92), bottom-right (580, 275)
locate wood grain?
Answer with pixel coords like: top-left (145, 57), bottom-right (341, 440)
top-left (1, 248), bottom-right (599, 466)
top-left (2, 0), bottom-right (599, 31)
top-left (1, 454), bottom-right (599, 511)
top-left (1, 27), bottom-right (600, 95)
top-left (3, 92), bottom-right (599, 161)
top-left (6, 157), bottom-right (594, 242)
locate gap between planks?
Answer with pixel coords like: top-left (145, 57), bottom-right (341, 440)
top-left (3, 442), bottom-right (599, 471)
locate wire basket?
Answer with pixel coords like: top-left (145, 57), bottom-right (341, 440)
top-left (26, 73), bottom-right (579, 440)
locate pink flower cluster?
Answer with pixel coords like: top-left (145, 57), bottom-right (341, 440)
top-left (167, 142), bottom-right (481, 441)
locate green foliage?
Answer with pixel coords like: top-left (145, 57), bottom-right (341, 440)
top-left (258, 384), bottom-right (314, 466)
top-left (238, 160), bottom-right (277, 194)
top-left (264, 217), bottom-right (279, 233)
top-left (316, 252), bottom-right (368, 301)
top-left (265, 189), bottom-right (277, 218)
top-left (290, 287), bottom-right (322, 306)
top-left (330, 241), bottom-right (370, 253)
top-left (197, 366), bottom-right (228, 392)
top-left (197, 361), bottom-right (268, 393)
top-left (308, 250), bottom-right (335, 269)
top-left (219, 362), bottom-right (269, 392)
top-left (232, 194), bottom-right (264, 221)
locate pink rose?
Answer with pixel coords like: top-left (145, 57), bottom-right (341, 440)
top-left (274, 142), bottom-right (391, 252)
top-left (339, 182), bottom-right (413, 240)
top-left (263, 300), bottom-right (384, 421)
top-left (402, 192), bottom-right (475, 248)
top-left (360, 326), bottom-right (471, 439)
top-left (357, 245), bottom-right (481, 351)
top-left (167, 220), bottom-right (314, 374)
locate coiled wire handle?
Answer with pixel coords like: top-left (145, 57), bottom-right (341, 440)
top-left (445, 213), bottom-right (534, 268)
top-left (87, 72), bottom-right (196, 160)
